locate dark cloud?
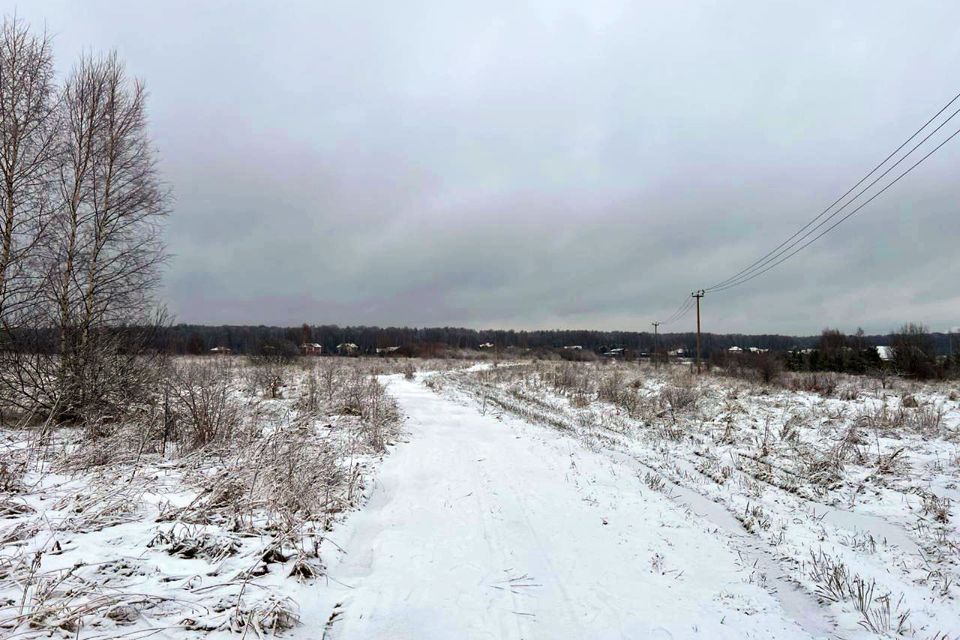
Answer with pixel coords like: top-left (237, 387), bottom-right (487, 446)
top-left (7, 0), bottom-right (959, 333)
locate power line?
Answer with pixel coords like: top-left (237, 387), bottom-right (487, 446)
top-left (651, 90), bottom-right (960, 336)
top-left (707, 92), bottom-right (960, 291)
top-left (710, 106), bottom-right (960, 292)
top-left (659, 296), bottom-right (695, 326)
top-left (709, 123), bottom-right (960, 292)
top-left (705, 91), bottom-right (960, 292)
top-left (658, 297), bottom-right (690, 324)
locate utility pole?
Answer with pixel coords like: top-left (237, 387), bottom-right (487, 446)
top-left (692, 290), bottom-right (705, 374)
top-left (651, 321), bottom-right (660, 369)
top-left (950, 327), bottom-right (958, 369)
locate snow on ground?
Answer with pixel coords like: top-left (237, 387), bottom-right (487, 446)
top-left (2, 358), bottom-right (958, 638)
top-left (437, 362), bottom-right (960, 639)
top-left (0, 358), bottom-right (400, 638)
top-left (315, 375), bottom-right (822, 639)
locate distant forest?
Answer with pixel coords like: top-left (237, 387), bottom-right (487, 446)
top-left (156, 324), bottom-right (960, 357)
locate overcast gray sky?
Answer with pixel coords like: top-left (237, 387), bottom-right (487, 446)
top-left (6, 0), bottom-right (959, 334)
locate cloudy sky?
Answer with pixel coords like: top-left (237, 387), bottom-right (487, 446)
top-left (6, 1), bottom-right (959, 334)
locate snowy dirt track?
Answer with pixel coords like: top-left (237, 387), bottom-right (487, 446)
top-left (316, 375), bottom-right (823, 639)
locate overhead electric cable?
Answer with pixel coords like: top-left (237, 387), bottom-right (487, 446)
top-left (663, 298), bottom-right (692, 324)
top-left (708, 123), bottom-right (960, 292)
top-left (659, 296), bottom-right (695, 326)
top-left (705, 91), bottom-right (960, 292)
top-left (665, 297), bottom-right (693, 322)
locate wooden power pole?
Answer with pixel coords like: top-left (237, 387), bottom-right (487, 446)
top-left (651, 321), bottom-right (660, 369)
top-left (692, 290), bottom-right (705, 374)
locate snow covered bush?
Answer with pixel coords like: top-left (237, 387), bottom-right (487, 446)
top-left (169, 358), bottom-right (244, 451)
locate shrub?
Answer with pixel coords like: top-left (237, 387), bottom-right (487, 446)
top-left (753, 352), bottom-right (782, 385)
top-left (247, 341), bottom-right (299, 398)
top-left (336, 370), bottom-right (398, 451)
top-left (786, 372), bottom-right (838, 396)
top-left (661, 384), bottom-right (697, 416)
top-left (892, 323), bottom-right (937, 380)
top-left (559, 348), bottom-right (598, 362)
top-left (169, 360), bottom-right (242, 450)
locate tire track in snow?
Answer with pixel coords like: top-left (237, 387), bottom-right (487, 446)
top-left (592, 450), bottom-right (837, 639)
top-left (469, 432), bottom-right (588, 638)
top-left (317, 375), bottom-right (826, 639)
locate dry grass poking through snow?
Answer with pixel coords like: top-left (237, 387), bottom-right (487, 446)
top-left (441, 360), bottom-right (960, 638)
top-left (0, 356), bottom-right (400, 638)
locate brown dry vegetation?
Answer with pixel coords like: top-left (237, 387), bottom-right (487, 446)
top-left (0, 356), bottom-right (400, 637)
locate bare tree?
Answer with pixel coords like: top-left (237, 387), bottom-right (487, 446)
top-left (0, 16), bottom-right (58, 327)
top-left (40, 52), bottom-right (168, 423)
top-left (0, 17), bottom-right (169, 429)
top-left (0, 17), bottom-right (61, 423)
top-left (58, 53), bottom-right (167, 420)
top-left (891, 323), bottom-right (937, 380)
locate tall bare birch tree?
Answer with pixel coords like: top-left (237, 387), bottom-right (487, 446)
top-left (47, 52), bottom-right (167, 422)
top-left (0, 16), bottom-right (58, 329)
top-left (0, 16), bottom-right (168, 425)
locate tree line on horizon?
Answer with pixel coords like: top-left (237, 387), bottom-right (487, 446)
top-left (157, 322), bottom-right (959, 361)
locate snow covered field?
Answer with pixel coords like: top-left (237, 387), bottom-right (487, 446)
top-left (432, 362), bottom-right (960, 639)
top-left (2, 357), bottom-right (958, 638)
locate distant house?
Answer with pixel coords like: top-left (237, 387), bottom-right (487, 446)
top-left (209, 346), bottom-right (232, 355)
top-left (748, 347), bottom-right (769, 353)
top-left (300, 343), bottom-right (322, 356)
top-left (728, 346), bottom-right (743, 353)
top-left (478, 342), bottom-right (494, 349)
top-left (337, 342), bottom-right (359, 356)
top-left (603, 347), bottom-right (625, 357)
top-left (669, 348), bottom-right (687, 357)
top-left (563, 345), bottom-right (583, 350)
top-left (376, 346), bottom-right (400, 355)
top-left (876, 346), bottom-right (894, 362)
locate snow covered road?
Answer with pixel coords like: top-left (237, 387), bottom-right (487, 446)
top-left (318, 375), bottom-right (823, 639)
